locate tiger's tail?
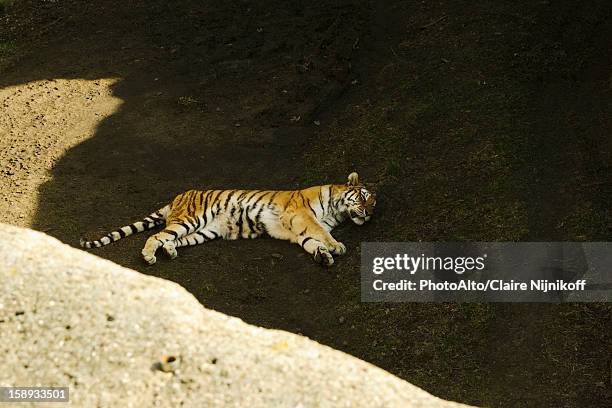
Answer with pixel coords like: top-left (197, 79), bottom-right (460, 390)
top-left (80, 205), bottom-right (170, 249)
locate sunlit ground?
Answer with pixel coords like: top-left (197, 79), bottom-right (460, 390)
top-left (0, 78), bottom-right (122, 226)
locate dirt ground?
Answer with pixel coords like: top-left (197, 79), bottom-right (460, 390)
top-left (1, 1), bottom-right (611, 406)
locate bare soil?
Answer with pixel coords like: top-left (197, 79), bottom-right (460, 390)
top-left (1, 1), bottom-right (611, 406)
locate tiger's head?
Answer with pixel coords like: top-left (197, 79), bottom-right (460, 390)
top-left (343, 172), bottom-right (376, 225)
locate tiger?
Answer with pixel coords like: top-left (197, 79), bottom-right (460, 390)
top-left (80, 172), bottom-right (376, 266)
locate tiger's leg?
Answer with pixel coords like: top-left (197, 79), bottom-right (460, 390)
top-left (299, 213), bottom-right (346, 256)
top-left (141, 223), bottom-right (191, 265)
top-left (167, 230), bottom-right (219, 256)
top-left (301, 237), bottom-right (334, 266)
top-left (288, 211), bottom-right (345, 265)
top-left (162, 229), bottom-right (220, 259)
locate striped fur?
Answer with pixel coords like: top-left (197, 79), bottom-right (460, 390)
top-left (80, 172), bottom-right (376, 266)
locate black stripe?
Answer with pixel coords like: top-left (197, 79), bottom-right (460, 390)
top-left (307, 201), bottom-right (317, 218)
top-left (244, 190), bottom-right (261, 206)
top-left (333, 196), bottom-right (342, 210)
top-left (236, 208), bottom-right (244, 236)
top-left (252, 191), bottom-right (270, 208)
top-left (199, 191), bottom-right (206, 208)
top-left (284, 191), bottom-right (297, 210)
top-left (201, 191), bottom-right (213, 224)
top-left (318, 188), bottom-right (325, 211)
top-left (118, 229), bottom-right (127, 238)
top-left (208, 190), bottom-right (223, 220)
top-left (301, 237), bottom-right (314, 248)
top-left (187, 215), bottom-right (200, 231)
top-left (129, 225), bottom-right (138, 234)
top-left (187, 192), bottom-right (196, 216)
top-left (174, 192), bottom-right (187, 208)
top-left (299, 191), bottom-right (308, 208)
top-left (203, 230), bottom-right (216, 240)
top-left (178, 221), bottom-right (192, 233)
top-left (163, 229), bottom-right (179, 238)
top-left (223, 190), bottom-right (237, 210)
top-left (190, 215), bottom-right (199, 228)
top-left (267, 191), bottom-right (279, 205)
top-left (245, 208), bottom-right (256, 233)
top-left (254, 205), bottom-right (265, 232)
top-left (246, 192), bottom-right (266, 217)
top-left (236, 190), bottom-right (249, 204)
top-left (237, 208), bottom-right (245, 235)
top-left (210, 190), bottom-right (223, 206)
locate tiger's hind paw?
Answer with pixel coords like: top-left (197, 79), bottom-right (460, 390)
top-left (313, 246), bottom-right (334, 266)
top-left (143, 254), bottom-right (157, 265)
top-left (163, 241), bottom-right (178, 259)
top-left (141, 249), bottom-right (157, 265)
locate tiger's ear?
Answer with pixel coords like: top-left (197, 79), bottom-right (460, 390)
top-left (347, 172), bottom-right (359, 186)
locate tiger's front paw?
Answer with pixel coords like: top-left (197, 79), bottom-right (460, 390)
top-left (329, 241), bottom-right (346, 256)
top-left (313, 246), bottom-right (334, 266)
top-left (163, 241), bottom-right (178, 259)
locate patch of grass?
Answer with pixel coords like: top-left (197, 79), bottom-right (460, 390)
top-left (0, 41), bottom-right (16, 57)
top-left (0, 0), bottom-right (10, 16)
top-left (0, 1), bottom-right (15, 62)
top-left (0, 40), bottom-right (16, 69)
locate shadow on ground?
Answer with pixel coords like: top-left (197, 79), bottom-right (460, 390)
top-left (1, 1), bottom-right (610, 406)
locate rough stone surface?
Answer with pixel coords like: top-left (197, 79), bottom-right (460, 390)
top-left (0, 224), bottom-right (473, 407)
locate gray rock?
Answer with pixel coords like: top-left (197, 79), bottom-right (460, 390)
top-left (0, 223), bottom-right (474, 407)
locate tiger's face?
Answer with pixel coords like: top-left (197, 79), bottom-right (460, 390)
top-left (344, 172), bottom-right (376, 225)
